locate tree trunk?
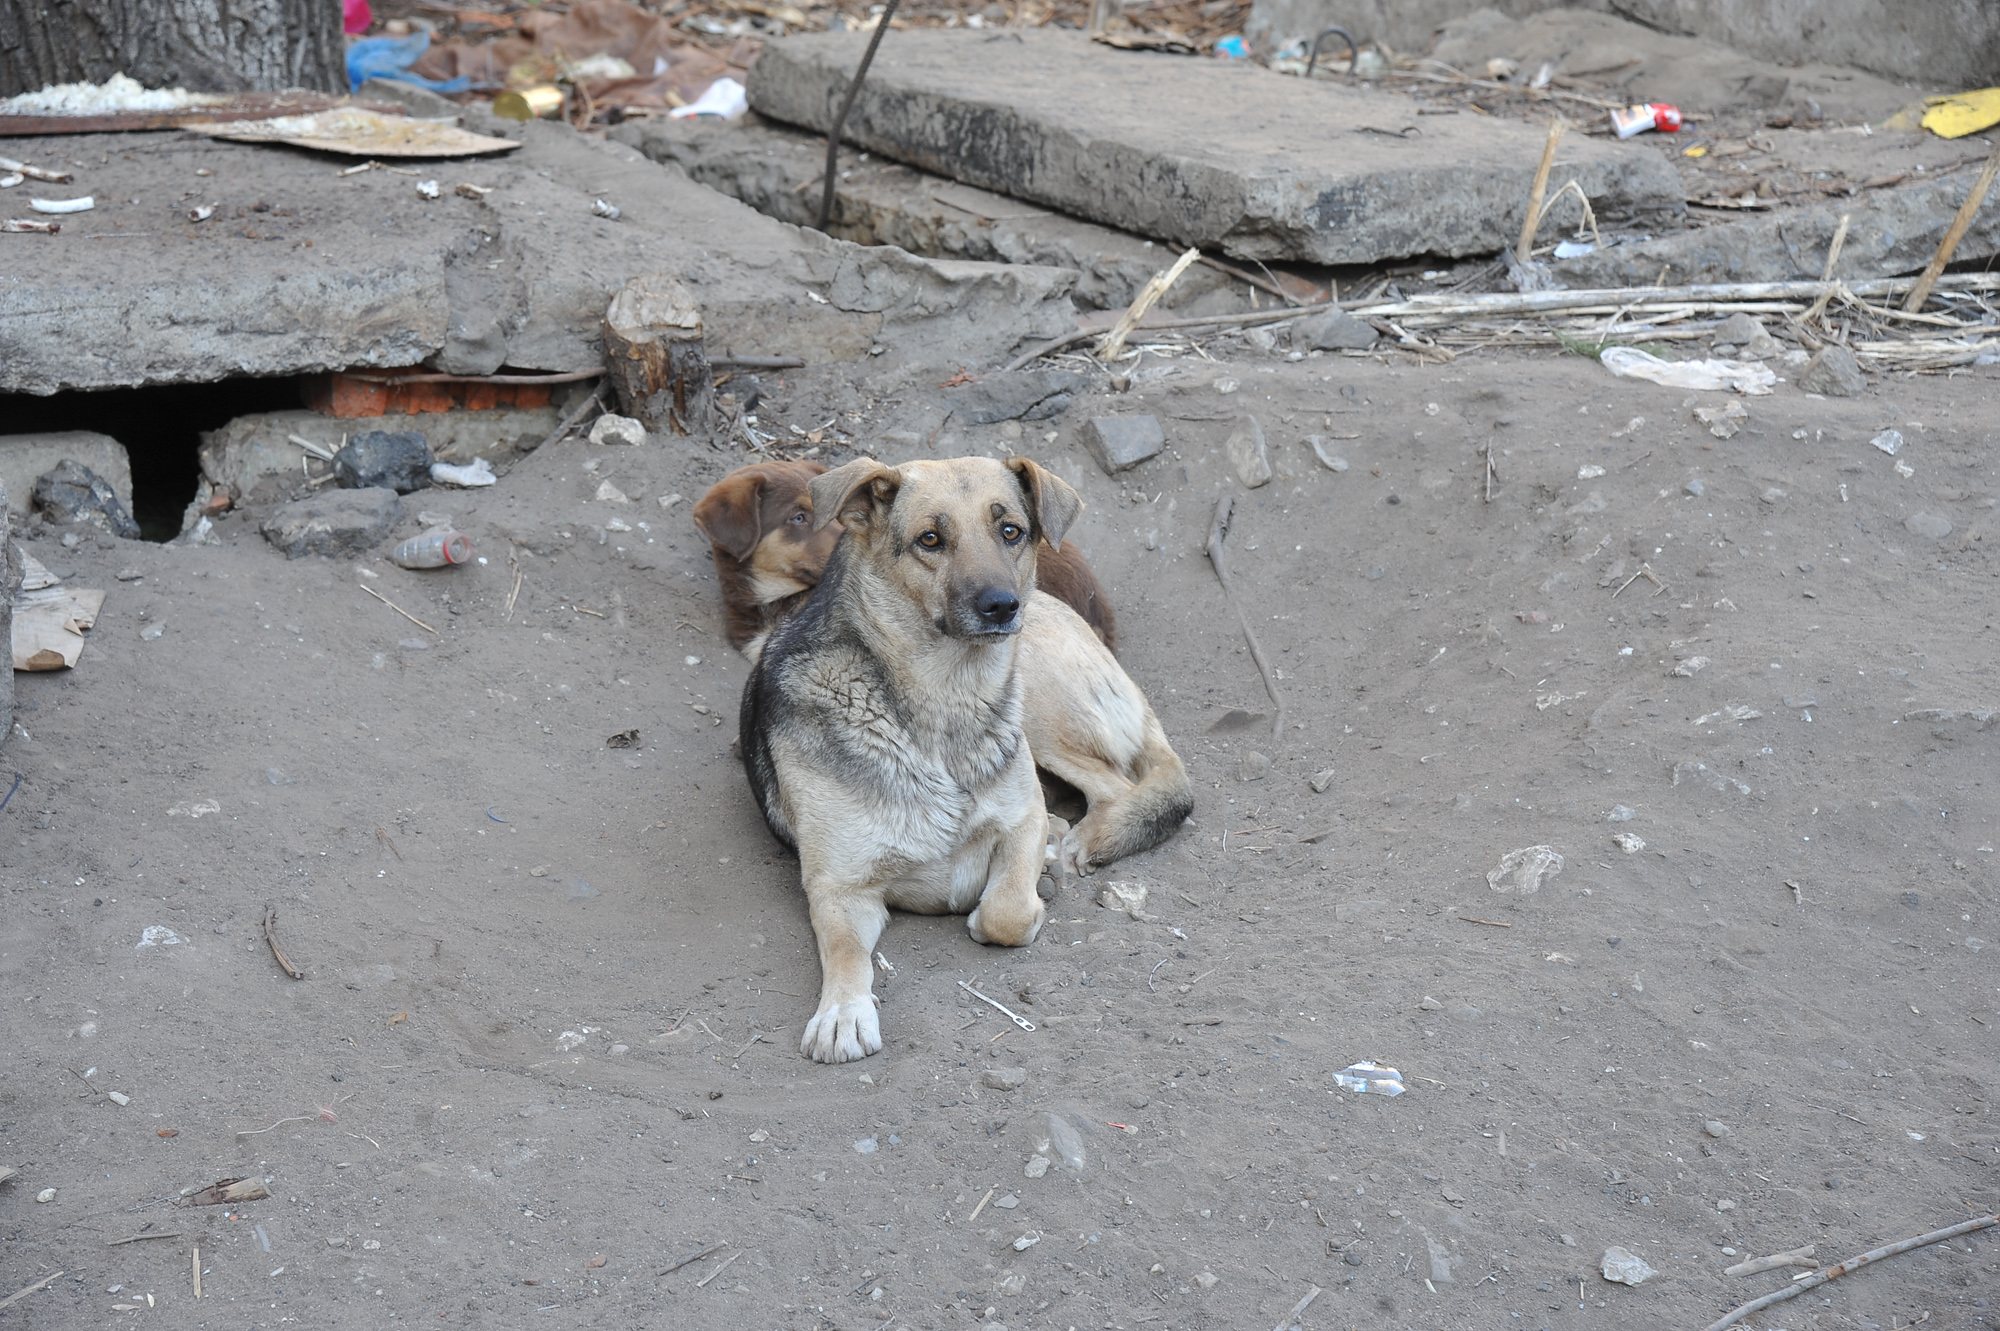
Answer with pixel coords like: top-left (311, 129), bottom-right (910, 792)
top-left (0, 0), bottom-right (344, 97)
top-left (604, 274), bottom-right (715, 436)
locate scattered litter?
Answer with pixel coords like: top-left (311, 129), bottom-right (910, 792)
top-left (0, 218), bottom-right (59, 233)
top-left (557, 1031), bottom-right (586, 1051)
top-left (0, 73), bottom-right (224, 116)
top-left (206, 107), bottom-right (520, 159)
top-left (415, 179), bottom-right (440, 200)
top-left (1612, 832), bottom-right (1646, 854)
top-left (1609, 103), bottom-right (1682, 138)
top-left (958, 980), bottom-right (1036, 1032)
top-left (669, 76), bottom-right (748, 121)
top-left (1577, 464), bottom-right (1606, 479)
top-left (853, 1137), bottom-right (878, 1154)
top-left (1670, 656), bottom-right (1710, 677)
top-left (1693, 401), bottom-right (1747, 439)
top-left (1487, 845), bottom-right (1563, 894)
top-left (1600, 1245), bottom-right (1657, 1285)
top-left (1333, 1061), bottom-right (1404, 1096)
top-left (186, 1177), bottom-right (270, 1206)
top-left (1600, 347), bottom-right (1775, 395)
top-left (1694, 704), bottom-right (1762, 726)
top-left (430, 457), bottom-right (495, 487)
top-left (591, 198), bottom-right (622, 220)
top-left (391, 530), bottom-right (471, 569)
top-left (136, 926), bottom-right (184, 948)
top-left (1870, 428), bottom-right (1904, 456)
top-left (28, 196), bottom-right (93, 214)
top-left (1725, 1245), bottom-right (1815, 1277)
top-left (1921, 87), bottom-right (2000, 140)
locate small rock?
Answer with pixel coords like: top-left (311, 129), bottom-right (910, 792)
top-left (1716, 1198), bottom-right (1737, 1211)
top-left (1607, 804), bottom-right (1636, 821)
top-left (587, 414), bottom-right (647, 447)
top-left (32, 460), bottom-right (142, 539)
top-left (595, 479), bottom-right (631, 504)
top-left (1096, 881), bottom-right (1149, 919)
top-left (1012, 1233), bottom-right (1040, 1251)
top-left (1224, 416), bottom-right (1272, 488)
top-left (1561, 1234), bottom-right (1578, 1247)
top-left (1309, 768), bottom-right (1336, 793)
top-left (333, 430), bottom-right (432, 493)
top-left (1238, 749), bottom-right (1271, 781)
top-left (853, 1137), bottom-right (878, 1154)
top-left (993, 1193), bottom-right (1019, 1209)
top-left (1343, 1247), bottom-right (1363, 1266)
top-left (114, 567), bottom-right (142, 581)
top-left (1670, 656), bottom-right (1709, 677)
top-left (995, 1271), bottom-right (1026, 1296)
top-left (261, 488), bottom-right (403, 559)
top-left (748, 1129), bottom-right (769, 1142)
top-left (1307, 436), bottom-right (1349, 471)
top-left (1611, 832), bottom-right (1646, 854)
top-left (1712, 312), bottom-right (1782, 359)
top-left (1023, 1155), bottom-right (1050, 1178)
top-left (1127, 1094), bottom-right (1149, 1109)
top-left (1417, 995), bottom-right (1444, 1011)
top-left (1782, 348), bottom-right (1810, 368)
top-left (1193, 1270), bottom-right (1220, 1290)
top-left (1291, 306), bottom-right (1379, 350)
top-left (35, 1188), bottom-right (55, 1203)
top-left (106, 1090), bottom-right (131, 1106)
top-left (983, 1066), bottom-right (1027, 1091)
top-left (1704, 1120), bottom-right (1732, 1138)
top-left (1600, 1246), bottom-right (1658, 1285)
top-left (1684, 478), bottom-right (1705, 497)
top-left (362, 1238), bottom-right (382, 1251)
top-left (1904, 511), bottom-right (1953, 539)
top-left (1761, 486), bottom-right (1787, 504)
top-left (1797, 346), bottom-right (1866, 397)
top-left (1081, 416), bottom-right (1165, 474)
top-left (1782, 693), bottom-right (1818, 709)
top-left (1488, 844), bottom-right (1563, 894)
top-left (947, 369), bottom-right (1087, 424)
top-left (1870, 428), bottom-right (1905, 455)
top-left (1577, 463), bottom-right (1606, 479)
top-left (1032, 1111), bottom-right (1088, 1174)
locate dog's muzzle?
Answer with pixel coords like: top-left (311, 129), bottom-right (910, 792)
top-left (950, 586), bottom-right (1022, 636)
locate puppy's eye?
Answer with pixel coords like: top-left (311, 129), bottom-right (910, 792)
top-left (915, 531), bottom-right (942, 549)
top-left (999, 522), bottom-right (1024, 543)
top-left (789, 510), bottom-right (809, 525)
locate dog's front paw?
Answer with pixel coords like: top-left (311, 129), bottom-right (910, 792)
top-left (801, 996), bottom-right (881, 1063)
top-left (967, 897), bottom-right (1045, 947)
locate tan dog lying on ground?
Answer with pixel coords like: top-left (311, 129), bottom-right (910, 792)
top-left (693, 458), bottom-right (1116, 659)
top-left (698, 458), bottom-right (1189, 879)
top-left (740, 456), bottom-right (1079, 1061)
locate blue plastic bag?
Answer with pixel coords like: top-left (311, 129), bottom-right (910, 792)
top-left (346, 31), bottom-right (472, 94)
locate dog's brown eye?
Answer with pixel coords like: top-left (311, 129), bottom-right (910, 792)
top-left (1000, 523), bottom-right (1023, 543)
top-left (915, 531), bottom-right (942, 549)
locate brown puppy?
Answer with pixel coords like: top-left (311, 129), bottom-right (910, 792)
top-left (741, 457), bottom-right (1074, 1061)
top-left (699, 459), bottom-right (1191, 879)
top-left (695, 459), bottom-right (1115, 657)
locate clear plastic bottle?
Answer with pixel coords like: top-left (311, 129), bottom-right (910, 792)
top-left (391, 530), bottom-right (471, 569)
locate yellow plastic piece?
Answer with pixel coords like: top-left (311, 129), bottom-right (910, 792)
top-left (1921, 87), bottom-right (2000, 139)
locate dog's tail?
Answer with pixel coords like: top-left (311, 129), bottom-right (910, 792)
top-left (1089, 720), bottom-right (1194, 865)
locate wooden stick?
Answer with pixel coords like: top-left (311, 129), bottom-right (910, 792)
top-left (966, 1187), bottom-right (996, 1224)
top-left (1515, 119), bottom-right (1565, 264)
top-left (360, 583), bottom-right (438, 635)
top-left (692, 1249), bottom-right (740, 1288)
top-left (1705, 1213), bottom-right (1997, 1331)
top-left (107, 1232), bottom-right (183, 1246)
top-left (0, 1271), bottom-right (61, 1310)
top-left (1905, 138), bottom-right (2000, 313)
top-left (1272, 1285), bottom-right (1321, 1331)
top-left (263, 904), bottom-right (303, 980)
top-left (1205, 495), bottom-right (1284, 740)
top-left (656, 1241), bottom-right (726, 1275)
top-left (531, 378), bottom-right (609, 454)
top-left (192, 1246), bottom-right (202, 1299)
top-left (1802, 213), bottom-right (1852, 324)
top-left (1457, 915), bottom-right (1512, 928)
top-left (1096, 246), bottom-right (1201, 362)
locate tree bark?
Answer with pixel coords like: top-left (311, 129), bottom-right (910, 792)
top-left (604, 274), bottom-right (714, 436)
top-left (0, 0), bottom-right (344, 97)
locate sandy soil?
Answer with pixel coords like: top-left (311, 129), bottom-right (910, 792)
top-left (4, 312), bottom-right (1998, 1330)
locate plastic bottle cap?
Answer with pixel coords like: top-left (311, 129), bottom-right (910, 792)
top-left (442, 532), bottom-right (471, 564)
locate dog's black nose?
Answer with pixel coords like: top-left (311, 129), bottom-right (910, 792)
top-left (974, 587), bottom-right (1021, 625)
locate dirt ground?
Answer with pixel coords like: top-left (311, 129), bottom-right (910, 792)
top-left (4, 302), bottom-right (1999, 1330)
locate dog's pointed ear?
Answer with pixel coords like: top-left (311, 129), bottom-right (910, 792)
top-left (691, 470), bottom-right (766, 561)
top-left (808, 458), bottom-right (900, 533)
top-left (1006, 456), bottom-right (1083, 549)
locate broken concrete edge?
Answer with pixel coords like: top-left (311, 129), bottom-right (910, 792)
top-left (747, 29), bottom-right (1684, 266)
top-left (0, 433), bottom-right (134, 521)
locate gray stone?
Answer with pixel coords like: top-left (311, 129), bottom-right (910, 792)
top-left (746, 30), bottom-right (1684, 265)
top-left (262, 488), bottom-right (404, 559)
top-left (1081, 416), bottom-right (1164, 474)
top-left (948, 370), bottom-right (1089, 425)
top-left (1904, 511), bottom-right (1953, 539)
top-left (982, 1066), bottom-right (1027, 1090)
top-left (1797, 346), bottom-right (1866, 397)
top-left (1225, 416), bottom-right (1272, 488)
top-left (1308, 436), bottom-right (1349, 471)
top-left (1238, 750), bottom-right (1272, 781)
top-left (0, 433), bottom-right (133, 520)
top-left (335, 431), bottom-right (433, 494)
top-left (1600, 1246), bottom-right (1658, 1286)
top-left (1712, 312), bottom-right (1781, 359)
top-left (32, 460), bottom-right (141, 539)
top-left (1292, 306), bottom-right (1379, 351)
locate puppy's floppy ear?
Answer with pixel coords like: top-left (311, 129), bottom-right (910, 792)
top-left (807, 458), bottom-right (900, 533)
top-left (1006, 456), bottom-right (1083, 549)
top-left (691, 469), bottom-right (767, 561)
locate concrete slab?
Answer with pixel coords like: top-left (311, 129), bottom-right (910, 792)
top-left (0, 115), bottom-right (1077, 396)
top-left (612, 113), bottom-right (1238, 312)
top-left (746, 29), bottom-right (1686, 265)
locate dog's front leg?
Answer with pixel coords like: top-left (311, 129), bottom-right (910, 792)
top-left (800, 885), bottom-right (888, 1063)
top-left (966, 787), bottom-right (1049, 948)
